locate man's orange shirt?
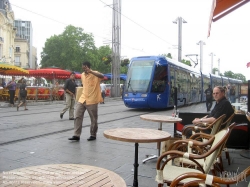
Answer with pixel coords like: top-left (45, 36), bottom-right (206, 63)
top-left (78, 71), bottom-right (102, 105)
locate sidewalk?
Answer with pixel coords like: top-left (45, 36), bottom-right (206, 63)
top-left (0, 101), bottom-right (249, 187)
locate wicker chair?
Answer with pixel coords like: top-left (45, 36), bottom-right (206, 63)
top-left (169, 166), bottom-right (250, 187)
top-left (182, 114), bottom-right (226, 139)
top-left (155, 123), bottom-right (236, 187)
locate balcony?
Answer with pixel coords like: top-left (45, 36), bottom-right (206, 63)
top-left (14, 62), bottom-right (21, 66)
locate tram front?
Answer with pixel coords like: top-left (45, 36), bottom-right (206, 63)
top-left (123, 56), bottom-right (169, 109)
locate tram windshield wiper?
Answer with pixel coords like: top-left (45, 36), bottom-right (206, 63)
top-left (127, 78), bottom-right (137, 95)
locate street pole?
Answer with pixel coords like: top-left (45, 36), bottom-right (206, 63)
top-left (173, 17), bottom-right (187, 62)
top-left (209, 52), bottom-right (216, 74)
top-left (111, 0), bottom-right (121, 97)
top-left (197, 41), bottom-right (205, 72)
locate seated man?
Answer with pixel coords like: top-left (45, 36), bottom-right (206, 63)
top-left (183, 86), bottom-right (234, 138)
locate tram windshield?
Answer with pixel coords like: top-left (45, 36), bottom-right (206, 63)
top-left (125, 60), bottom-right (154, 93)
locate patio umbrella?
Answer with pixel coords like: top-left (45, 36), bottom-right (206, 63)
top-left (0, 63), bottom-right (29, 76)
top-left (28, 68), bottom-right (71, 79)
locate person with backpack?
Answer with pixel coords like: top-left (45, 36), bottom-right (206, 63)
top-left (204, 85), bottom-right (213, 112)
top-left (17, 79), bottom-right (28, 111)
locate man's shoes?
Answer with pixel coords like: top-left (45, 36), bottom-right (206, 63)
top-left (87, 136), bottom-right (96, 141)
top-left (60, 113), bottom-right (63, 119)
top-left (69, 118), bottom-right (75, 120)
top-left (68, 136), bottom-right (80, 141)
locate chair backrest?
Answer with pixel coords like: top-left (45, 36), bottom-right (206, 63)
top-left (220, 113), bottom-right (235, 130)
top-left (210, 114), bottom-right (226, 135)
top-left (203, 123), bottom-right (236, 173)
top-left (170, 166), bottom-right (250, 187)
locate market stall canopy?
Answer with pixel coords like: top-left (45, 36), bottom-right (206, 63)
top-left (28, 68), bottom-right (71, 79)
top-left (0, 63), bottom-right (29, 75)
top-left (208, 0), bottom-right (249, 36)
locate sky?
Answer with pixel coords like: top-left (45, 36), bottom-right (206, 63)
top-left (9, 0), bottom-right (250, 80)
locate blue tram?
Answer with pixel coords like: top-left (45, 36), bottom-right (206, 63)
top-left (123, 56), bottom-right (242, 109)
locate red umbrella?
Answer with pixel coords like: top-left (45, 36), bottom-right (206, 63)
top-left (28, 68), bottom-right (71, 79)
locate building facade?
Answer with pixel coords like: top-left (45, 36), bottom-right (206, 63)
top-left (0, 0), bottom-right (15, 64)
top-left (14, 20), bottom-right (35, 68)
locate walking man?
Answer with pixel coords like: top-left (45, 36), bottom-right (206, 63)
top-left (60, 72), bottom-right (77, 120)
top-left (204, 85), bottom-right (213, 112)
top-left (68, 61), bottom-right (104, 141)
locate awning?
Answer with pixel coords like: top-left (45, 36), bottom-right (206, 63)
top-left (0, 63), bottom-right (29, 75)
top-left (208, 0), bottom-right (250, 36)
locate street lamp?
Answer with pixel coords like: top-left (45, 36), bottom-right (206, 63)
top-left (173, 17), bottom-right (187, 62)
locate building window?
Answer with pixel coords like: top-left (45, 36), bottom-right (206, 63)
top-left (16, 46), bottom-right (20, 52)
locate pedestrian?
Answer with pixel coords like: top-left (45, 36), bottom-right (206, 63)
top-left (204, 85), bottom-right (213, 112)
top-left (6, 76), bottom-right (16, 107)
top-left (183, 86), bottom-right (234, 138)
top-left (1, 78), bottom-right (6, 88)
top-left (17, 79), bottom-right (28, 111)
top-left (229, 85), bottom-right (236, 103)
top-left (100, 81), bottom-right (106, 104)
top-left (68, 61), bottom-right (104, 141)
top-left (60, 72), bottom-right (77, 120)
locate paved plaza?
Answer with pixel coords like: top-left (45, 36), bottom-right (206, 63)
top-left (0, 99), bottom-right (249, 186)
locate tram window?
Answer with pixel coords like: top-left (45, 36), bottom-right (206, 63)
top-left (151, 65), bottom-right (167, 93)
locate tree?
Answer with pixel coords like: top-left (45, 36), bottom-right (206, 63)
top-left (41, 25), bottom-right (97, 72)
top-left (181, 59), bottom-right (191, 66)
top-left (223, 71), bottom-right (235, 78)
top-left (232, 73), bottom-right (246, 82)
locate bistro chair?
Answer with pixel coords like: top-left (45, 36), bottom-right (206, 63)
top-left (182, 114), bottom-right (226, 139)
top-left (217, 113), bottom-right (235, 169)
top-left (2, 88), bottom-right (9, 101)
top-left (155, 123), bottom-right (236, 187)
top-left (169, 166), bottom-right (250, 187)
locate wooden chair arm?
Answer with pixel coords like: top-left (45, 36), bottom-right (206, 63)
top-left (169, 166), bottom-right (250, 187)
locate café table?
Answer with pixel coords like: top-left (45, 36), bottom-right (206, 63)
top-left (103, 128), bottom-right (171, 187)
top-left (0, 164), bottom-right (126, 187)
top-left (140, 114), bottom-right (182, 163)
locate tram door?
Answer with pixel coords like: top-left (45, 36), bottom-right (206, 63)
top-left (149, 65), bottom-right (168, 108)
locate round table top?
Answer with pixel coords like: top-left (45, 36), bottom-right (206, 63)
top-left (0, 164), bottom-right (126, 187)
top-left (103, 128), bottom-right (171, 143)
top-left (140, 114), bottom-right (182, 123)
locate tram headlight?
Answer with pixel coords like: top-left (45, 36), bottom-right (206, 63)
top-left (141, 94), bottom-right (147, 97)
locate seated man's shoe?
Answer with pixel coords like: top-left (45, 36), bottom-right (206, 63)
top-left (87, 136), bottom-right (96, 141)
top-left (60, 113), bottom-right (63, 119)
top-left (69, 118), bottom-right (75, 120)
top-left (68, 136), bottom-right (80, 141)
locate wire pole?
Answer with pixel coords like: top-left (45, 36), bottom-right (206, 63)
top-left (197, 41), bottom-right (205, 72)
top-left (173, 17), bottom-right (187, 62)
top-left (209, 52), bottom-right (216, 74)
top-left (111, 0), bottom-right (121, 97)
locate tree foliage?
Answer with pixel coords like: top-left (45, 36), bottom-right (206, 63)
top-left (40, 25), bottom-right (113, 73)
top-left (222, 70), bottom-right (246, 83)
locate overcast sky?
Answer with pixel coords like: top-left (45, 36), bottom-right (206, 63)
top-left (10, 0), bottom-right (250, 79)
